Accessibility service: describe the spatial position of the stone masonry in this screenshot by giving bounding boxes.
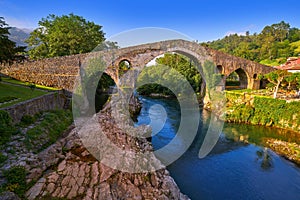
[1,40,274,92]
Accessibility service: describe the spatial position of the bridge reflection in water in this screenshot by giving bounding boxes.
[135,96,300,200]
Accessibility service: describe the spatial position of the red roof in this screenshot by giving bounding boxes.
[275,57,300,70]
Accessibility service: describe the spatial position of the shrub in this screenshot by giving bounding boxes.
[3,166,27,198]
[0,110,17,145]
[0,152,7,166]
[20,115,36,126]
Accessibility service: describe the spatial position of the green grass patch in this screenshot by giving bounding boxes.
[25,110,73,152]
[1,77,59,91]
[0,82,47,108]
[0,96,18,103]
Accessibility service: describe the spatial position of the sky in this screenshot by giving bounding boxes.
[1,0,300,42]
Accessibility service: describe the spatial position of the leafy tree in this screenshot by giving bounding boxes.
[136,53,203,98]
[203,21,300,66]
[0,17,25,64]
[263,70,289,98]
[284,73,298,90]
[26,14,105,59]
[155,53,202,93]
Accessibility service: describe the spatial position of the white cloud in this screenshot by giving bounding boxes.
[2,15,36,29]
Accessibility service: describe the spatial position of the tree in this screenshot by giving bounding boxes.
[156,53,202,93]
[203,21,300,66]
[264,70,289,99]
[26,14,105,59]
[0,17,25,64]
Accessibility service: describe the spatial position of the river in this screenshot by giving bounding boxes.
[135,96,300,200]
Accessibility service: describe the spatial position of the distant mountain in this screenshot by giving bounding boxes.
[8,27,31,47]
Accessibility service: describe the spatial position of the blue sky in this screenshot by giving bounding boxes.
[0,0,300,42]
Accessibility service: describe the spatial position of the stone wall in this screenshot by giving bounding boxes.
[1,91,67,123]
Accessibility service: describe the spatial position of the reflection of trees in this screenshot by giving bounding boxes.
[256,147,273,170]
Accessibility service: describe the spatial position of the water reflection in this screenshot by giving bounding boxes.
[135,96,300,200]
[256,148,273,171]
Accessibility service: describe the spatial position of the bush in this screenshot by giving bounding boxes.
[3,166,27,198]
[19,114,36,127]
[0,152,7,166]
[226,92,300,132]
[0,110,17,145]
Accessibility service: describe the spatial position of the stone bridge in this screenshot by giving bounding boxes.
[1,39,274,91]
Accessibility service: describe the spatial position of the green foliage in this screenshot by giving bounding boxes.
[1,77,59,91]
[0,82,47,108]
[3,166,27,198]
[0,110,17,145]
[137,64,194,98]
[0,152,7,166]
[226,92,300,132]
[227,104,254,123]
[263,70,290,98]
[204,21,300,65]
[137,53,202,98]
[137,83,174,96]
[19,114,37,126]
[26,13,105,59]
[155,53,202,93]
[0,17,25,64]
[25,110,73,152]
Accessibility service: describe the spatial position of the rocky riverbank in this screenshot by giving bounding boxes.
[0,103,189,199]
[265,139,300,166]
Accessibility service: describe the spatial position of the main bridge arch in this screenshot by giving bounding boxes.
[93,40,213,86]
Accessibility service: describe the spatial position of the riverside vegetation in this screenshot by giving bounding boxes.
[225,90,300,165]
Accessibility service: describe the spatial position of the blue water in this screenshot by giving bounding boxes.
[135,96,300,200]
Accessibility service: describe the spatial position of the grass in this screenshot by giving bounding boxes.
[1,77,59,91]
[25,109,73,152]
[0,82,48,108]
[0,110,19,146]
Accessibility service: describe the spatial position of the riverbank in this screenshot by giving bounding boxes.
[1,102,189,199]
[225,91,300,165]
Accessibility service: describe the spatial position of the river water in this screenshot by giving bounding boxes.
[135,96,300,200]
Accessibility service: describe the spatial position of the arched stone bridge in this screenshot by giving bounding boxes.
[1,39,274,91]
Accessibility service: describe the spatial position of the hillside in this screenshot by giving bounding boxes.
[8,27,31,47]
[203,21,300,66]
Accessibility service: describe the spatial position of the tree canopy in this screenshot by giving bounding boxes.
[137,53,202,97]
[203,21,300,66]
[26,14,105,59]
[0,17,25,64]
